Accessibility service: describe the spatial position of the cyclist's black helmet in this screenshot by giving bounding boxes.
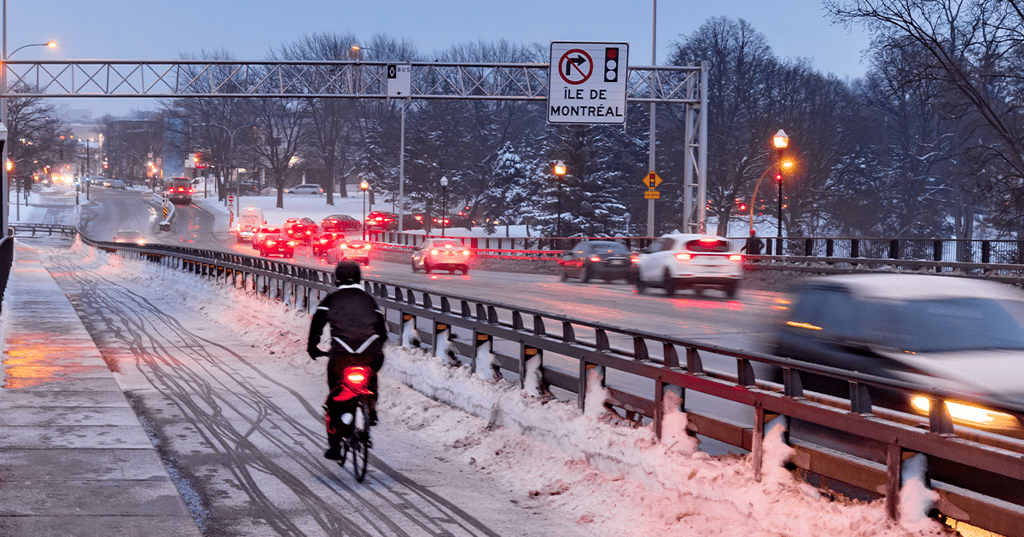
[334,260,361,286]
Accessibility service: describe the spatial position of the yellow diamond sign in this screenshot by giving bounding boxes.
[642,171,662,189]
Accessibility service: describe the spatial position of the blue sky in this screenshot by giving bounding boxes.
[10,0,871,117]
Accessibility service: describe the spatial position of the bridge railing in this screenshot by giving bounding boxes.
[74,232,1024,536]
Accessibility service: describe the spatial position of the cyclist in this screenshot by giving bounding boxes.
[308,260,387,461]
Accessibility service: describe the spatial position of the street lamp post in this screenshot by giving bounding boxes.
[0,10,57,230]
[360,180,369,240]
[552,161,567,248]
[773,129,789,254]
[440,176,448,237]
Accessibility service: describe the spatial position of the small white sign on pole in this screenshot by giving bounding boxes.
[387,64,412,97]
[547,42,629,125]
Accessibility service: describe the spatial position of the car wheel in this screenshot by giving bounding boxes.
[582,265,593,283]
[560,267,569,282]
[461,266,469,275]
[725,282,739,299]
[663,268,677,297]
[424,262,432,274]
[411,259,418,272]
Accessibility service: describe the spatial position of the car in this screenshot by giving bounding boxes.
[234,207,266,243]
[259,233,297,259]
[104,179,126,189]
[283,217,319,243]
[633,233,743,298]
[252,225,283,250]
[312,232,345,257]
[365,211,397,232]
[558,240,632,283]
[768,274,1024,436]
[283,183,324,195]
[411,238,471,274]
[320,214,361,233]
[328,239,372,265]
[113,230,146,245]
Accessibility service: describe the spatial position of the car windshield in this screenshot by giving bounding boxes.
[868,298,1024,353]
[429,240,463,249]
[590,242,629,254]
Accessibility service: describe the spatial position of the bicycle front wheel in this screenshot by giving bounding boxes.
[351,400,370,482]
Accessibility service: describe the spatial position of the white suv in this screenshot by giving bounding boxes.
[633,233,743,298]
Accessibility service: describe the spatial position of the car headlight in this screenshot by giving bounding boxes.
[910,396,1020,430]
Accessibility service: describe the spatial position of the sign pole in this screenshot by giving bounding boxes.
[648,0,657,238]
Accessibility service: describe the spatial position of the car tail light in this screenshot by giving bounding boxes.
[266,239,276,246]
[589,256,601,263]
[430,249,440,255]
[699,237,717,244]
[729,254,743,262]
[462,249,470,256]
[676,253,692,261]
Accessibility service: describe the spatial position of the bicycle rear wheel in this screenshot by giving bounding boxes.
[351,400,370,482]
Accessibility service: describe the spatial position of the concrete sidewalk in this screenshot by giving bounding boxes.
[0,242,201,536]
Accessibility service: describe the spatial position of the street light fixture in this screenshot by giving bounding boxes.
[360,179,369,240]
[440,176,448,237]
[552,161,567,248]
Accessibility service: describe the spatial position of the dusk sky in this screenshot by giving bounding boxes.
[8,0,872,118]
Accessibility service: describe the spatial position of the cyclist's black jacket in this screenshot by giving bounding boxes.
[308,284,387,369]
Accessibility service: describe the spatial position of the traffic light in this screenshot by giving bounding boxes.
[775,173,782,183]
[604,47,619,83]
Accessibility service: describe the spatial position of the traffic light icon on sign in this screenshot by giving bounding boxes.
[604,47,619,83]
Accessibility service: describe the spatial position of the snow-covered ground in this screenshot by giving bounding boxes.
[3,229,963,536]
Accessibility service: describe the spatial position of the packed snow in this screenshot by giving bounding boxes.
[5,184,963,536]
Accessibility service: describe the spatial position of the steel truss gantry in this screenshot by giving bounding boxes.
[2,59,707,231]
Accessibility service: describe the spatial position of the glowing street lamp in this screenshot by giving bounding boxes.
[360,179,369,240]
[440,176,448,237]
[553,160,566,245]
[773,130,789,244]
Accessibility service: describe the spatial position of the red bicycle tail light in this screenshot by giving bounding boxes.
[345,366,371,388]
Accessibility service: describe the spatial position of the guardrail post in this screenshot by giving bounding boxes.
[752,407,785,482]
[522,345,544,396]
[826,239,834,257]
[433,321,457,366]
[655,384,684,440]
[804,238,813,256]
[579,361,605,412]
[885,446,924,522]
[473,331,499,379]
[933,240,943,272]
[851,239,859,258]
[982,241,991,264]
[889,239,899,259]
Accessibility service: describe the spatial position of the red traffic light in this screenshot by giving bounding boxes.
[774,173,782,183]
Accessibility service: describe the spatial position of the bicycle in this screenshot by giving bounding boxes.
[325,365,375,482]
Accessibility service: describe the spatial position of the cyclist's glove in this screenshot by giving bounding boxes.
[308,347,327,361]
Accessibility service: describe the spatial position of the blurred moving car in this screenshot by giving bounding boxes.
[166,176,193,205]
[235,207,266,243]
[328,239,372,265]
[103,179,126,189]
[259,234,297,259]
[252,225,282,251]
[365,211,397,232]
[320,214,361,233]
[559,240,632,283]
[633,234,743,298]
[283,217,319,243]
[769,274,1024,436]
[283,183,324,195]
[411,238,471,274]
[113,230,146,245]
[312,232,345,258]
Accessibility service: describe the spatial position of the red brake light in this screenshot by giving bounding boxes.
[589,255,601,263]
[699,237,717,244]
[344,366,371,388]
[729,254,743,262]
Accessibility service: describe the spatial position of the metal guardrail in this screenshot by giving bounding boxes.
[73,232,1024,536]
[9,224,79,238]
